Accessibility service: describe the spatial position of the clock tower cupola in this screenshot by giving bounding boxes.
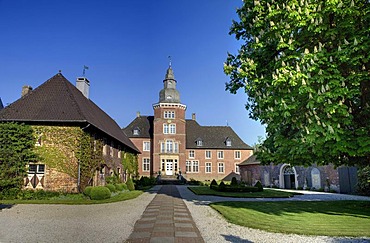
[159,65,180,103]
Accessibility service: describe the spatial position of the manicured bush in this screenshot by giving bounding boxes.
[126,178,135,191]
[231,177,238,187]
[219,181,226,190]
[115,183,125,191]
[210,179,218,190]
[105,184,117,193]
[90,186,111,200]
[122,183,128,191]
[83,186,93,197]
[254,181,263,192]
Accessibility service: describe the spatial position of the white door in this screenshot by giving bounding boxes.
[166,159,173,175]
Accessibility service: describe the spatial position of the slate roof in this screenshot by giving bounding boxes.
[123,116,154,138]
[123,116,252,150]
[186,120,252,150]
[238,155,260,166]
[0,73,139,153]
[222,172,241,181]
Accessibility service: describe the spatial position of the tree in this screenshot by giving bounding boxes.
[121,150,138,181]
[0,123,37,191]
[225,0,369,167]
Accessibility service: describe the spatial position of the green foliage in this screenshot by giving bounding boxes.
[254,181,263,192]
[105,174,119,185]
[0,189,60,200]
[187,178,204,186]
[231,177,238,187]
[83,186,93,197]
[357,166,370,196]
[105,184,117,193]
[210,179,218,190]
[219,181,226,190]
[126,178,135,191]
[121,151,139,179]
[115,183,125,191]
[136,176,156,187]
[225,1,370,167]
[90,186,111,200]
[0,123,37,191]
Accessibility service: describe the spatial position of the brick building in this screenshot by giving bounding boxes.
[123,66,253,181]
[0,73,139,192]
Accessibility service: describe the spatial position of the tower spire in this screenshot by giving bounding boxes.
[168,55,172,68]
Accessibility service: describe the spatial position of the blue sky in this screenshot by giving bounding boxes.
[0,0,265,146]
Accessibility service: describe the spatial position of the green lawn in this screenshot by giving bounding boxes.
[210,201,370,237]
[0,190,143,205]
[188,186,300,198]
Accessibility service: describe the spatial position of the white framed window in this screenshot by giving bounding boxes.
[226,138,232,147]
[169,124,176,134]
[205,150,211,159]
[28,164,45,174]
[118,145,121,158]
[205,162,212,173]
[174,142,179,153]
[235,163,240,174]
[143,141,150,151]
[192,161,199,173]
[196,140,203,146]
[163,124,169,134]
[143,158,150,172]
[164,111,175,119]
[103,138,108,155]
[218,162,225,173]
[235,150,241,159]
[166,140,173,153]
[217,150,224,159]
[161,142,165,153]
[133,128,140,135]
[186,161,192,172]
[189,150,195,158]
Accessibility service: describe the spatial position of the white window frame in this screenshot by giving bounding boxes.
[133,129,140,135]
[174,142,179,153]
[226,139,232,147]
[143,158,150,172]
[186,161,192,172]
[28,164,45,174]
[163,124,169,134]
[205,162,212,173]
[235,163,240,174]
[197,140,203,146]
[143,141,150,151]
[217,150,224,159]
[192,161,199,173]
[166,140,173,153]
[218,162,225,173]
[164,111,175,119]
[205,150,211,159]
[189,150,195,158]
[235,150,241,159]
[118,145,121,158]
[169,124,176,134]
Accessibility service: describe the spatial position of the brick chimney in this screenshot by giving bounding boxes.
[192,113,196,121]
[21,85,33,97]
[76,77,90,98]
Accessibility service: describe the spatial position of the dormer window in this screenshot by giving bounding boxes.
[226,138,232,147]
[133,127,140,135]
[196,138,203,147]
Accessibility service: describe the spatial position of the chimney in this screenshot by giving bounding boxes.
[21,85,33,97]
[76,77,90,98]
[136,111,141,117]
[192,113,196,121]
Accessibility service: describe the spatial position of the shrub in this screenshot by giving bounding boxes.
[83,186,93,197]
[254,181,263,192]
[90,186,111,200]
[219,181,226,190]
[105,175,119,185]
[122,183,128,191]
[2,188,21,200]
[115,183,125,191]
[210,179,218,190]
[126,178,135,191]
[105,184,117,193]
[231,177,238,187]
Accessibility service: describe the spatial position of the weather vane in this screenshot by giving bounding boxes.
[168,56,172,67]
[82,65,89,77]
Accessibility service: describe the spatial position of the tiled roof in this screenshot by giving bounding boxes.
[238,155,260,166]
[222,172,241,181]
[123,116,154,138]
[0,73,139,153]
[186,119,253,150]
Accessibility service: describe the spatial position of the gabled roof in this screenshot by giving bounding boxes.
[123,116,154,138]
[238,155,260,166]
[0,73,139,153]
[186,119,252,150]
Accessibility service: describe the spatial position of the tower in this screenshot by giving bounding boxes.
[152,65,186,177]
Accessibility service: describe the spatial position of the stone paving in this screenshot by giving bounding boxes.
[126,185,204,243]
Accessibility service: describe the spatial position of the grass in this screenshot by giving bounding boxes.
[210,200,370,237]
[0,190,143,205]
[188,186,300,198]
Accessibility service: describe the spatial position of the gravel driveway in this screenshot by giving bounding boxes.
[0,186,369,243]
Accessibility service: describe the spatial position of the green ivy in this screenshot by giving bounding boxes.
[0,122,37,191]
[121,150,138,180]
